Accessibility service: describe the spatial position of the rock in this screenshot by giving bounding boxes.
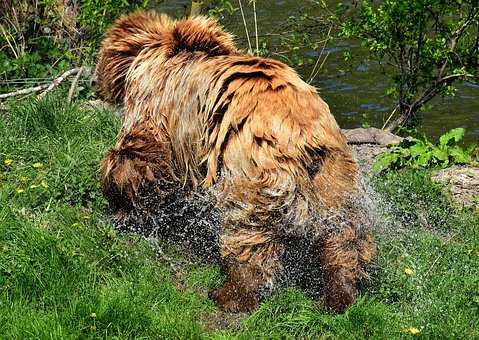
[343,128,403,174]
[347,131,478,211]
[351,144,387,174]
[343,127,404,146]
[432,166,479,209]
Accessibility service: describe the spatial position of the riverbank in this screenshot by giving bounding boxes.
[0,97,478,338]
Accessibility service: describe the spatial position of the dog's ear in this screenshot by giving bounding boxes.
[169,16,238,57]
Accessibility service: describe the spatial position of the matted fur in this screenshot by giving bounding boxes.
[98,11,374,313]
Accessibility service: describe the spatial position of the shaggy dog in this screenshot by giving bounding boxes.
[97,11,374,313]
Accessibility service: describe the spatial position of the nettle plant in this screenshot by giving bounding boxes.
[373,128,478,172]
[340,0,479,132]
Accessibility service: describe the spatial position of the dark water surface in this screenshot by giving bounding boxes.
[153,0,478,144]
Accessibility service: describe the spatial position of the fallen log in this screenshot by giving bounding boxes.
[38,67,92,99]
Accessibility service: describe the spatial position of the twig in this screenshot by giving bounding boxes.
[0,84,49,99]
[381,105,399,130]
[238,0,252,53]
[252,0,259,55]
[67,66,84,103]
[38,67,84,99]
[1,67,93,101]
[311,52,330,82]
[308,26,333,84]
[0,23,19,59]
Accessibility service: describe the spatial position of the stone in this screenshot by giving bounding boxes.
[432,166,479,209]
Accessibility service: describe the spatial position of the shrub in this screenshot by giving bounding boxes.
[340,0,479,131]
[373,128,478,172]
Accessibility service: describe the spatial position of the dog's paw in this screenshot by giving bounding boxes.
[209,284,259,313]
[323,277,358,313]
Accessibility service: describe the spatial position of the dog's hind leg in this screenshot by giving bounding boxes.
[209,227,284,312]
[207,170,291,312]
[309,148,375,312]
[319,226,374,312]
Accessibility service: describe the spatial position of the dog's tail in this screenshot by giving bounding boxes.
[96,11,237,105]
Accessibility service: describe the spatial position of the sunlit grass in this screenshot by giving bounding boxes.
[0,96,477,338]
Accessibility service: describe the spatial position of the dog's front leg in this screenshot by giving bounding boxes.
[209,228,283,313]
[101,119,174,214]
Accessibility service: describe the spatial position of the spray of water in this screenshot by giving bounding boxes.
[110,145,397,299]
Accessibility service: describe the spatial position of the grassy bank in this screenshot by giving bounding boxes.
[1,97,477,338]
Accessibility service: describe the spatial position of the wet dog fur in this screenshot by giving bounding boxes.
[97,11,375,313]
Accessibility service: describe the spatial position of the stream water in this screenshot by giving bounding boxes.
[153,0,478,144]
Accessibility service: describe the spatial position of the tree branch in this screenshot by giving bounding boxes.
[0,84,49,99]
[38,67,86,99]
[438,7,479,79]
[67,66,84,103]
[1,67,93,101]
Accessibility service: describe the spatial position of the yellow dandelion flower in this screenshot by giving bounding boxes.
[32,162,43,169]
[404,327,420,335]
[404,268,414,276]
[41,180,49,188]
[4,159,13,166]
[16,188,25,193]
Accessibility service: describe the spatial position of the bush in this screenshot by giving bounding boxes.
[340,0,479,131]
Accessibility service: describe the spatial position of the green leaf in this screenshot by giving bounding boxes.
[432,148,448,162]
[448,146,471,164]
[439,128,465,147]
[373,152,400,172]
[416,151,433,167]
[409,141,428,158]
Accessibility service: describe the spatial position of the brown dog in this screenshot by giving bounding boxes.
[97,11,374,313]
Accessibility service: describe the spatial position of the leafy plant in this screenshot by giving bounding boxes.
[203,0,237,18]
[373,128,477,172]
[340,0,479,131]
[77,0,150,59]
[0,0,150,94]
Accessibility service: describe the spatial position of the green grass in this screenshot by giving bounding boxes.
[1,96,478,338]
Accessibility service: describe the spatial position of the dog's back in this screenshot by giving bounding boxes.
[98,11,356,209]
